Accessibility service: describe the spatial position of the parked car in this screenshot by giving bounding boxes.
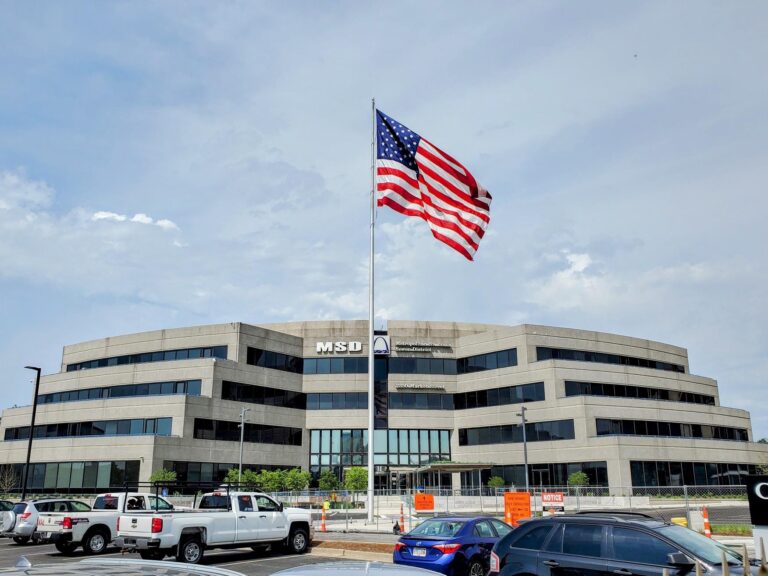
[115,489,313,564]
[0,501,13,512]
[393,516,513,576]
[273,561,438,575]
[0,556,248,575]
[0,499,92,545]
[36,492,174,555]
[489,511,756,576]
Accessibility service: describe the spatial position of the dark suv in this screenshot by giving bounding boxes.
[490,512,752,576]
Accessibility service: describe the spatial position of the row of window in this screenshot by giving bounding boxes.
[221,380,306,409]
[307,382,546,411]
[462,461,609,488]
[458,420,575,446]
[2,460,140,493]
[309,428,451,467]
[38,380,202,405]
[537,347,685,373]
[193,418,302,446]
[630,460,758,487]
[164,460,286,485]
[564,381,714,405]
[595,419,749,441]
[4,418,172,441]
[66,346,228,372]
[247,347,303,374]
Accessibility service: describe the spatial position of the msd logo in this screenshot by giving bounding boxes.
[316,341,363,354]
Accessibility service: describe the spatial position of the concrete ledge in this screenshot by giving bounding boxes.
[310,548,393,563]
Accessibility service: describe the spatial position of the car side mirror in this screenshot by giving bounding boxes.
[667,552,694,567]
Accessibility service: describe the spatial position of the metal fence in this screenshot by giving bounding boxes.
[0,484,752,533]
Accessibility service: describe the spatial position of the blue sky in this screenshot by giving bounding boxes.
[1,1,767,437]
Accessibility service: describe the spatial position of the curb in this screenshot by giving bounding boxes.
[310,548,393,563]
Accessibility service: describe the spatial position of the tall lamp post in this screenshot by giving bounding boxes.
[516,405,529,493]
[21,366,42,501]
[238,407,251,484]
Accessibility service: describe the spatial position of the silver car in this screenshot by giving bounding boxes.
[1,557,247,575]
[272,562,439,575]
[0,499,91,544]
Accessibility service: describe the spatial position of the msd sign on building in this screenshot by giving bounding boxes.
[0,320,766,493]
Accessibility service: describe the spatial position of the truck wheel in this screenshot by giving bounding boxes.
[83,528,109,555]
[55,542,77,555]
[177,537,204,564]
[287,527,309,554]
[12,536,30,545]
[139,550,165,560]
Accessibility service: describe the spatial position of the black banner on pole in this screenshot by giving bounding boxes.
[746,475,768,526]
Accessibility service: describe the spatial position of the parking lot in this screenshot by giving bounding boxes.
[0,539,344,576]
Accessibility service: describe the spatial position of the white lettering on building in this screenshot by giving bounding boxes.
[316,341,363,354]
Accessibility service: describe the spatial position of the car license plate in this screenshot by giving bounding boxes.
[413,547,427,557]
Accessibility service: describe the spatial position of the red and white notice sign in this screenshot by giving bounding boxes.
[541,492,565,511]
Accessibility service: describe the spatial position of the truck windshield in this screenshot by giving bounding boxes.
[199,495,229,509]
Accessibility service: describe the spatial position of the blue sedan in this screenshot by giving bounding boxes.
[393,516,514,576]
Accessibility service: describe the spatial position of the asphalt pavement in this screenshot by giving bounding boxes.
[0,538,345,576]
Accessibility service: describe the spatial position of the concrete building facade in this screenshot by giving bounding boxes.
[0,320,765,493]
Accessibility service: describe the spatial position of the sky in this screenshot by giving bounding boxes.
[1,1,767,437]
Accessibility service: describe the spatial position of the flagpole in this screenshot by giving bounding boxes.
[367,98,376,523]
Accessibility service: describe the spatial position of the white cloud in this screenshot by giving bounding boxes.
[0,169,53,211]
[131,213,154,225]
[92,211,127,222]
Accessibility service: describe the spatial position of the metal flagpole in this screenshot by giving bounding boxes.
[367,98,376,523]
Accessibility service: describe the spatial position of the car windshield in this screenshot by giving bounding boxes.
[656,525,743,565]
[0,501,12,511]
[408,519,465,538]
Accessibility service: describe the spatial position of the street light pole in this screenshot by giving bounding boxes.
[516,405,529,493]
[238,407,251,484]
[21,366,42,501]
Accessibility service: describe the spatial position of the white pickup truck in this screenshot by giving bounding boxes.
[36,492,176,555]
[115,490,313,564]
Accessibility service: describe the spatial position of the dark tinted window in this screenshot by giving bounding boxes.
[537,347,684,373]
[611,527,678,565]
[510,525,554,550]
[562,524,603,557]
[199,495,230,509]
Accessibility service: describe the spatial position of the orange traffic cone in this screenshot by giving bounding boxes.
[321,505,327,533]
[400,503,405,529]
[702,506,712,538]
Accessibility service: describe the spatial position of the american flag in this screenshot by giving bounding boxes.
[375,110,492,261]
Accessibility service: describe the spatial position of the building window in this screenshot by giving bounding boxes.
[458,420,575,446]
[309,428,451,478]
[2,460,140,494]
[246,347,303,374]
[537,347,684,373]
[38,380,203,405]
[595,419,748,441]
[630,460,756,488]
[222,381,306,409]
[565,381,714,405]
[4,418,172,441]
[192,418,302,446]
[66,347,227,371]
[387,382,545,411]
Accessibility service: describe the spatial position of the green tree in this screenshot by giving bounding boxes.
[318,470,340,491]
[487,476,505,489]
[224,468,261,490]
[257,469,287,492]
[285,468,311,491]
[149,468,177,483]
[344,467,368,492]
[567,471,590,486]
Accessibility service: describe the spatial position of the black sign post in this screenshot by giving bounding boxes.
[746,475,768,556]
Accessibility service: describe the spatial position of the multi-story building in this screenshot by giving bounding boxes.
[0,321,765,493]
